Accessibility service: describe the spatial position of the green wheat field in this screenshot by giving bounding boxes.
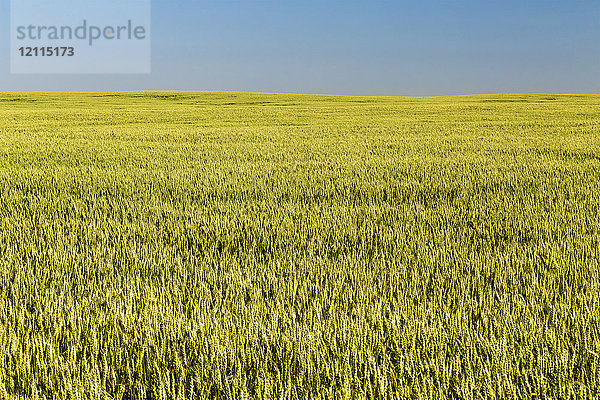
[0,92,599,399]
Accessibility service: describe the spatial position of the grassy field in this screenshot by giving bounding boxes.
[0,92,599,399]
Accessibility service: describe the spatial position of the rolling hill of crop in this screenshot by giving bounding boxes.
[0,92,599,399]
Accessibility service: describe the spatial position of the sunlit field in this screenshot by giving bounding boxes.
[0,92,599,399]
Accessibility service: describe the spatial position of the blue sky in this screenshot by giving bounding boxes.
[1,0,598,95]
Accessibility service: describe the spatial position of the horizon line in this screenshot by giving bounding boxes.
[1,90,599,98]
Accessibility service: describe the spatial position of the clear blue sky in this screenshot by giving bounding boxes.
[1,0,598,95]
